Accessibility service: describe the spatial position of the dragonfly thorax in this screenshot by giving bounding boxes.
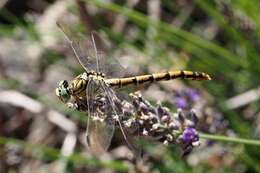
[55,71,106,103]
[66,72,106,98]
[81,71,106,81]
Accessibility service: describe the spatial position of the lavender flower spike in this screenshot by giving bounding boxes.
[74,91,201,156]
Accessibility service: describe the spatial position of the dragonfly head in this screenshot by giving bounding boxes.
[55,80,71,103]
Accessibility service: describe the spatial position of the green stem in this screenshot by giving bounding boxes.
[199,133,260,146]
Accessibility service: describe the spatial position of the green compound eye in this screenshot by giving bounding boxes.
[56,80,71,103]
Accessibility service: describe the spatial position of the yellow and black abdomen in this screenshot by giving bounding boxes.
[105,70,211,87]
[70,78,88,97]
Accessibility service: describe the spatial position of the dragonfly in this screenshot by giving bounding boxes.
[55,23,211,155]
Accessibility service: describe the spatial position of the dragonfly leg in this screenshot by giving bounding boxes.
[66,102,79,110]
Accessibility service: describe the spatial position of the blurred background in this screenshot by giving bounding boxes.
[0,0,260,172]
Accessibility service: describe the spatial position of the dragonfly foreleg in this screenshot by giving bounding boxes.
[66,101,79,110]
[65,96,89,111]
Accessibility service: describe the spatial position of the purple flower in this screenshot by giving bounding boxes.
[187,89,200,102]
[175,97,188,109]
[181,127,198,143]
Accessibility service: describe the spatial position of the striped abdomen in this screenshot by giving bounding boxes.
[105,70,211,88]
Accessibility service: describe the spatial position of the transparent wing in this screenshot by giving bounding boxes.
[86,120,115,155]
[100,81,145,157]
[57,21,94,72]
[85,79,115,155]
[57,20,126,77]
[90,31,126,78]
[99,80,139,152]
